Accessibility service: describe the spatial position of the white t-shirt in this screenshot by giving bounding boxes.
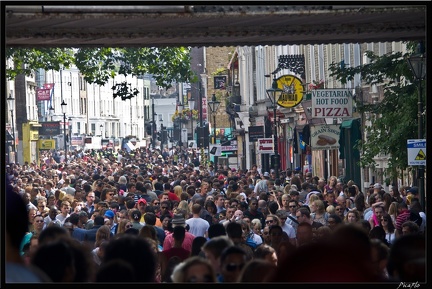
[281,222,296,238]
[55,213,70,226]
[185,217,210,237]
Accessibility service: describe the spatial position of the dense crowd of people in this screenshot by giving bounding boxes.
[5,146,426,283]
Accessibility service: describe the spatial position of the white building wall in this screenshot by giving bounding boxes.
[44,67,149,142]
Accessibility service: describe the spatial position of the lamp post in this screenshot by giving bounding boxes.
[61,100,67,163]
[188,95,196,144]
[49,105,55,121]
[100,124,103,137]
[406,42,426,210]
[159,115,164,148]
[266,76,283,180]
[151,96,156,148]
[198,80,203,148]
[208,93,221,166]
[7,93,17,164]
[208,93,221,144]
[177,103,184,146]
[68,117,73,148]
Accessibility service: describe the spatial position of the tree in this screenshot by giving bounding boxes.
[328,41,424,181]
[6,47,197,100]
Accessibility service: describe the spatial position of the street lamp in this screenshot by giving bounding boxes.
[188,95,196,143]
[406,42,426,210]
[61,100,67,163]
[100,124,104,137]
[49,105,55,121]
[266,76,283,180]
[177,102,184,145]
[208,93,221,144]
[7,93,17,164]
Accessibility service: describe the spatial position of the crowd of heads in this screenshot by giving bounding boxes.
[5,147,426,283]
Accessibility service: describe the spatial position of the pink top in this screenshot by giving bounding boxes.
[162,230,195,252]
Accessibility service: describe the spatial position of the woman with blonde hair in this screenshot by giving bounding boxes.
[306,193,319,208]
[175,200,191,218]
[283,184,292,195]
[324,176,338,195]
[251,218,263,237]
[173,185,183,200]
[326,205,335,215]
[387,201,399,224]
[310,199,328,226]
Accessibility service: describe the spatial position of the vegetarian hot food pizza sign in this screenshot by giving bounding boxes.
[310,124,340,151]
[311,89,353,118]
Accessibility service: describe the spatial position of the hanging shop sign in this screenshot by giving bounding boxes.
[257,138,274,154]
[276,75,304,108]
[311,89,353,118]
[214,75,227,89]
[310,124,340,151]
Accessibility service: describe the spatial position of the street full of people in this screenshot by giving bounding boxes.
[5,146,426,283]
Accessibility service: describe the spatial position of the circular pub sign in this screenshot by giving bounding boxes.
[276,75,304,108]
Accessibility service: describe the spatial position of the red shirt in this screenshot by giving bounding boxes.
[395,209,410,232]
[167,191,180,202]
[163,231,195,252]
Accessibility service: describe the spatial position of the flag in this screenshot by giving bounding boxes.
[44,83,55,106]
[44,83,55,90]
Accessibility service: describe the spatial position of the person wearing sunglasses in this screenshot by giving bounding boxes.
[31,215,46,237]
[218,245,248,282]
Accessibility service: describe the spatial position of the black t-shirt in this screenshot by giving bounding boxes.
[244,210,266,228]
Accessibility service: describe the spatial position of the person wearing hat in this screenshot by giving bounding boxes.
[373,183,382,194]
[104,209,117,235]
[136,198,148,223]
[406,186,419,198]
[162,214,195,252]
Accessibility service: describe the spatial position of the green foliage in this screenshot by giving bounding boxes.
[5,48,74,79]
[211,67,228,76]
[6,46,195,101]
[328,41,424,179]
[74,48,117,85]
